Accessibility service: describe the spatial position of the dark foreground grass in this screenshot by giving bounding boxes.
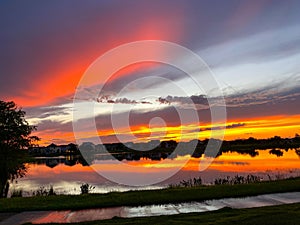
[25,203,300,225]
[1,177,300,213]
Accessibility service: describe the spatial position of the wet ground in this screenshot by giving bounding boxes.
[1,192,300,225]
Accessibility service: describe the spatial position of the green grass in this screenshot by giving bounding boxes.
[1,177,300,213]
[24,203,300,225]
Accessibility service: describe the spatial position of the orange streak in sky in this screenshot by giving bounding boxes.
[11,12,184,108]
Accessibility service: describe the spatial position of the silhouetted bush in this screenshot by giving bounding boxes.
[32,185,56,196]
[10,189,23,198]
[214,175,261,185]
[80,183,95,194]
[170,177,203,188]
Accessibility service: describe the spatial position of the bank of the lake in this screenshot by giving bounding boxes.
[1,177,300,213]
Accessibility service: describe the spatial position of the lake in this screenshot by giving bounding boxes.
[8,149,300,197]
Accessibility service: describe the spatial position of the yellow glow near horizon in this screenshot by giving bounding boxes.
[34,114,300,145]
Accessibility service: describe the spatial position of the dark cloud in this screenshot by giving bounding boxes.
[200,123,246,132]
[226,123,246,129]
[102,97,138,104]
[93,106,182,131]
[157,95,208,106]
[140,101,152,104]
[156,83,300,110]
[225,83,300,108]
[35,120,72,133]
[96,95,151,104]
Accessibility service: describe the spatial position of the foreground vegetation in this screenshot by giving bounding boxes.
[1,177,300,212]
[24,203,300,225]
[0,100,39,198]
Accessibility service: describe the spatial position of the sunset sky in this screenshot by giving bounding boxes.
[1,0,300,145]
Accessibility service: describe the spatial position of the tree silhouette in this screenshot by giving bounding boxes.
[0,100,39,197]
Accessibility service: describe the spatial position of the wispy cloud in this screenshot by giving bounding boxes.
[156,80,300,109]
[200,123,246,132]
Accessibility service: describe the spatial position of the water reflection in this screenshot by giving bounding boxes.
[0,152,27,198]
[269,149,284,157]
[33,147,300,169]
[34,156,89,169]
[8,148,300,197]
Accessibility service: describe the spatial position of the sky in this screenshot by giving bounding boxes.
[1,0,300,145]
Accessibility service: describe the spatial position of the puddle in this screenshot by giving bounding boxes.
[1,192,300,225]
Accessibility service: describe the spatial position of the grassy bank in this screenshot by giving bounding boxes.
[25,203,300,225]
[1,177,300,212]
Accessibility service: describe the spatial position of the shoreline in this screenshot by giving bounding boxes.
[1,177,300,213]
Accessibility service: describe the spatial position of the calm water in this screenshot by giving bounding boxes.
[9,149,300,197]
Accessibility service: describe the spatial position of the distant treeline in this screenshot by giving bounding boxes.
[29,134,300,158]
